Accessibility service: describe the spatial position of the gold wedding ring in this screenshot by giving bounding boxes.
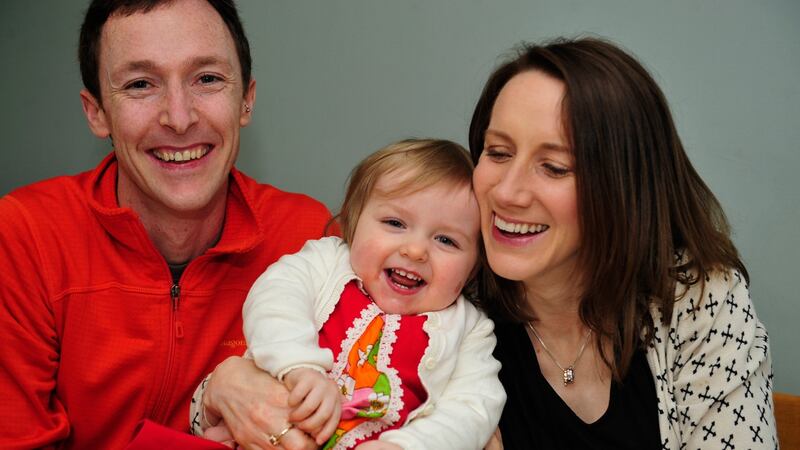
[266,424,294,447]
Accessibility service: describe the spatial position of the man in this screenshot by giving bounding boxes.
[0,0,330,448]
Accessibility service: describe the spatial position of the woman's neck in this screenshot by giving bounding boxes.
[524,280,588,342]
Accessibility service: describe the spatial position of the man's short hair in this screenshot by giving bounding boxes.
[78,0,252,102]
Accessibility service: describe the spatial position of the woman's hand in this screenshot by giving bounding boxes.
[484,427,504,450]
[202,356,316,450]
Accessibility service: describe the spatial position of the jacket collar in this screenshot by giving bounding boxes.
[85,152,265,256]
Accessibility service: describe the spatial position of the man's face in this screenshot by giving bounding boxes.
[81,0,255,214]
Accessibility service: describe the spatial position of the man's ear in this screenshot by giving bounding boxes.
[240,78,256,127]
[80,89,111,138]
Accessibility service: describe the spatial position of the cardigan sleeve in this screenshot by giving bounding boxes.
[242,236,348,380]
[378,308,506,450]
[653,269,777,449]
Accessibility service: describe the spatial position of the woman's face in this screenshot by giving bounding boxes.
[473,70,582,294]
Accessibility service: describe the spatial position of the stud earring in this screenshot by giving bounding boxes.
[244,103,251,113]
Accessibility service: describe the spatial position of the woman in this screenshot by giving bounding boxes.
[470,37,776,449]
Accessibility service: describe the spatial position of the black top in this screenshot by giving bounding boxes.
[494,322,661,450]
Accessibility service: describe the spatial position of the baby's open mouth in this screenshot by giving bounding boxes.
[386,268,426,290]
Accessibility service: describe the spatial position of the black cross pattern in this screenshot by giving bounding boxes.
[704,292,719,317]
[708,356,722,377]
[702,421,717,440]
[733,404,745,426]
[697,386,730,413]
[724,292,738,315]
[735,332,748,351]
[721,323,734,347]
[750,425,763,443]
[690,353,707,374]
[757,404,767,424]
[680,383,694,401]
[720,433,735,450]
[742,304,753,323]
[686,297,699,321]
[679,407,692,425]
[743,380,753,398]
[668,407,679,424]
[724,359,739,383]
[673,353,687,371]
[704,326,719,344]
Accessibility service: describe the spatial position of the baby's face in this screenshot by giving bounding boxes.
[350,178,480,315]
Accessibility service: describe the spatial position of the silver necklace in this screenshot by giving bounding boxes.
[527,322,592,386]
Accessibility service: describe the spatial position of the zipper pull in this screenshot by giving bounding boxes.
[171,284,184,339]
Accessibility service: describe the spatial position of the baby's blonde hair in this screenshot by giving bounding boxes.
[337,139,474,245]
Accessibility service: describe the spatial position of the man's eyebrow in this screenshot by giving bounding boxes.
[115,56,233,74]
[188,56,234,71]
[118,60,156,73]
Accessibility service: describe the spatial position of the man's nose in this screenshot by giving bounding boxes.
[159,85,199,134]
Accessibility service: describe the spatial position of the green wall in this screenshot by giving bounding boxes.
[2,1,798,393]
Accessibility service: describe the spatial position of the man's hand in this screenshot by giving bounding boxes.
[202,356,316,450]
[283,368,342,445]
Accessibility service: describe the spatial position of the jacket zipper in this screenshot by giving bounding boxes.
[172,284,184,338]
[149,283,183,421]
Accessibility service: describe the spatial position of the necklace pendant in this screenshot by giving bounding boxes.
[563,366,575,385]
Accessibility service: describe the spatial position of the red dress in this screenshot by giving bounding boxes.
[318,281,430,449]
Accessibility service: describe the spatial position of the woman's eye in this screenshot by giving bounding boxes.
[435,235,459,248]
[382,219,404,228]
[543,163,571,178]
[483,148,511,162]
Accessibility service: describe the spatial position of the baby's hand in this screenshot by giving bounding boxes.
[355,440,403,450]
[284,367,342,445]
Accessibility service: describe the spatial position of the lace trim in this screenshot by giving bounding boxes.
[330,302,404,449]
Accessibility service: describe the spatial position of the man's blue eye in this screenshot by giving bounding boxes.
[199,74,219,84]
[128,80,150,89]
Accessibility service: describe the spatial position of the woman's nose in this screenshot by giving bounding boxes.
[492,161,535,207]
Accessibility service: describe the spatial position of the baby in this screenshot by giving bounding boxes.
[194,139,505,449]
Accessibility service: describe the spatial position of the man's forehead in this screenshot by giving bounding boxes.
[99,0,237,68]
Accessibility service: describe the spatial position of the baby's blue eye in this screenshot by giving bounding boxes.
[382,219,404,228]
[435,235,459,248]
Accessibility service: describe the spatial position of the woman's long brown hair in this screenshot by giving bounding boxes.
[469,37,747,380]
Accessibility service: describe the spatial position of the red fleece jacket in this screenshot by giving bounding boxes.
[0,154,333,449]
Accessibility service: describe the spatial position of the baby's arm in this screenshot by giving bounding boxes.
[243,238,349,379]
[240,238,351,442]
[379,306,507,450]
[284,367,342,445]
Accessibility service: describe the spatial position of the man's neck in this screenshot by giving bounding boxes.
[117,174,227,265]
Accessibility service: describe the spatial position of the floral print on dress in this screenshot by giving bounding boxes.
[324,303,403,449]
